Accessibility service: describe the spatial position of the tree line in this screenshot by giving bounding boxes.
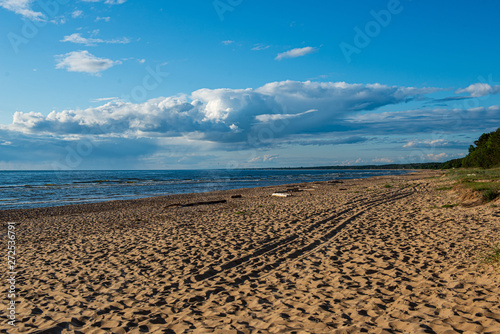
[443,127,500,169]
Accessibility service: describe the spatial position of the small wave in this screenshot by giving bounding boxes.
[0,198,19,202]
[73,179,124,184]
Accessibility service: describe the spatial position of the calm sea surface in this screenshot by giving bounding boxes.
[0,169,410,210]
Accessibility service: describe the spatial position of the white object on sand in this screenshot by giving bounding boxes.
[272,192,291,197]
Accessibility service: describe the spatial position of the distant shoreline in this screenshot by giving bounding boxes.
[0,162,445,172]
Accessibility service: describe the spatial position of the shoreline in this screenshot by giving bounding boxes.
[0,169,413,213]
[2,169,500,333]
[0,170,417,221]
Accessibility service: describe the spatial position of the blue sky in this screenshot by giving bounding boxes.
[0,0,499,169]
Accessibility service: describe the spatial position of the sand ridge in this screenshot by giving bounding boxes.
[1,170,500,333]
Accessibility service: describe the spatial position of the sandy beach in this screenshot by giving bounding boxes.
[1,170,500,333]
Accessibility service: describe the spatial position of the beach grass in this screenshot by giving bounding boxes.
[446,167,500,180]
[446,168,500,203]
[482,244,500,265]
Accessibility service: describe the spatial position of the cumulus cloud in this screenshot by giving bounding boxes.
[0,0,44,20]
[221,40,234,45]
[55,50,121,75]
[3,81,437,147]
[455,83,500,97]
[275,46,318,60]
[3,80,498,168]
[61,33,130,46]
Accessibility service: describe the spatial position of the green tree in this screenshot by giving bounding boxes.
[462,128,500,168]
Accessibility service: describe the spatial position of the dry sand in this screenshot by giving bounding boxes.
[1,170,500,333]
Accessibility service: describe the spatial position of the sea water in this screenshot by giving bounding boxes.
[0,169,410,210]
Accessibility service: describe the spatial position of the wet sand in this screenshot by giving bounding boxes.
[1,170,500,333]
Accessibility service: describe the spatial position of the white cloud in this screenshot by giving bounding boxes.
[4,81,436,146]
[61,33,130,46]
[249,155,279,163]
[0,0,44,20]
[3,80,498,168]
[337,158,366,166]
[138,59,146,64]
[55,51,121,75]
[252,44,270,51]
[91,97,120,103]
[50,16,66,24]
[95,16,110,22]
[401,138,470,151]
[221,40,234,45]
[275,46,318,60]
[72,10,83,18]
[455,83,500,97]
[425,153,449,161]
[372,158,394,163]
[229,124,240,132]
[255,109,316,122]
[81,0,127,4]
[403,139,448,148]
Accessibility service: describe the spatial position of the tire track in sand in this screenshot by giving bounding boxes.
[172,186,418,310]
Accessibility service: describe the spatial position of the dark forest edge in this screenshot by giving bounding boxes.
[442,127,500,169]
